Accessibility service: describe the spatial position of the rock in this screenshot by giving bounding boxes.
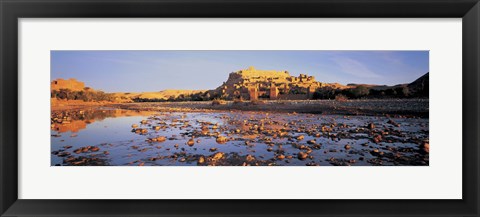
[198,156,205,164]
[297,152,308,160]
[216,136,228,144]
[344,144,351,150]
[420,141,429,153]
[373,135,382,143]
[156,136,166,142]
[90,146,100,152]
[186,139,195,146]
[131,124,138,128]
[153,126,161,131]
[367,123,375,129]
[307,140,316,144]
[57,151,70,157]
[246,155,255,162]
[277,155,285,160]
[64,157,76,163]
[212,152,225,160]
[296,135,304,140]
[209,148,217,152]
[387,119,400,127]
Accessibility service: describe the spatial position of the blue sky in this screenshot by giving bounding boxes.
[51,50,428,92]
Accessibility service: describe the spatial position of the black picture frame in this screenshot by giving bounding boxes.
[1,0,479,216]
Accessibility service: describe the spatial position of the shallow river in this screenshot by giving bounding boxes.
[51,108,429,166]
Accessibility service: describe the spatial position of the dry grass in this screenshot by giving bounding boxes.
[233,98,244,104]
[249,99,266,105]
[335,94,348,102]
[212,99,227,105]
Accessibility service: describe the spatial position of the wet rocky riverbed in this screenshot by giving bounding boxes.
[51,107,429,166]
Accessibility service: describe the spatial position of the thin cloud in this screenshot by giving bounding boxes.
[331,56,381,78]
[93,57,143,66]
[378,51,404,65]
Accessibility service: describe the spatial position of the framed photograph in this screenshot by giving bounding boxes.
[1,0,479,216]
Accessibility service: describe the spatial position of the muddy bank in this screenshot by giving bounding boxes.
[51,99,115,111]
[111,99,428,117]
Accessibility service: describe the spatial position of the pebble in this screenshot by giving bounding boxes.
[156,136,166,142]
[246,155,255,162]
[421,141,429,153]
[212,152,225,160]
[198,156,205,164]
[367,123,375,129]
[186,139,195,146]
[297,152,308,160]
[216,136,228,144]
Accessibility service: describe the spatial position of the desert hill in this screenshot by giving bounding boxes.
[408,72,429,95]
[113,90,207,101]
[346,72,429,94]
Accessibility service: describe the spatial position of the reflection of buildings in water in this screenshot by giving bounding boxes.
[51,109,159,133]
[53,119,90,133]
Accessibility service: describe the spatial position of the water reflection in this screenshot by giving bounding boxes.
[51,109,158,133]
